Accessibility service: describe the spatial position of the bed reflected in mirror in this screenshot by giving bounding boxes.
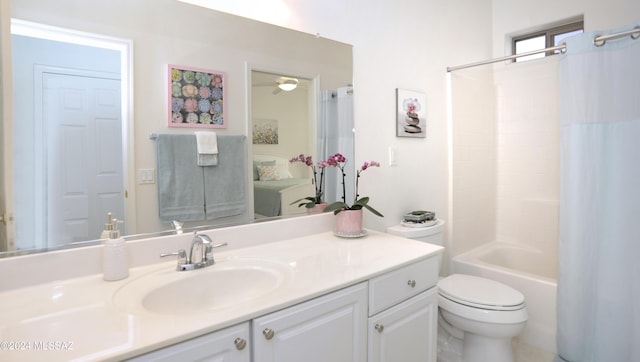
[250,70,354,219]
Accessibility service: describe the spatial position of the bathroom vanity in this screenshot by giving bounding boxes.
[0,214,442,361]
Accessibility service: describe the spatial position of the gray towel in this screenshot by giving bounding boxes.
[156,134,205,222]
[203,135,247,219]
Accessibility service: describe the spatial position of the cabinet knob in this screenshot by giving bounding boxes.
[407,279,416,288]
[374,324,384,333]
[234,338,247,350]
[263,328,275,340]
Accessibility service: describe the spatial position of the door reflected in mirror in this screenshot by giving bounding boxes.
[7,20,131,252]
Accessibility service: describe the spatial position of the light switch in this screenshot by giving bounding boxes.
[139,168,155,184]
[389,146,399,166]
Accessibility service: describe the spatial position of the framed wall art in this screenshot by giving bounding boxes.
[168,64,227,128]
[252,119,279,144]
[396,88,426,138]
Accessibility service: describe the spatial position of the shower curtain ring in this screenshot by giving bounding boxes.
[631,26,640,40]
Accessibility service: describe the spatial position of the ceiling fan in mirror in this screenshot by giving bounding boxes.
[254,76,299,95]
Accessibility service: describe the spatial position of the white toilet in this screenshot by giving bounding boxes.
[387,220,528,362]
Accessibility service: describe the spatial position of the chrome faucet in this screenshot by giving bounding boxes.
[169,220,184,234]
[160,232,227,271]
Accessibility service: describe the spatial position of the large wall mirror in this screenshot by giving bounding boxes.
[0,0,353,257]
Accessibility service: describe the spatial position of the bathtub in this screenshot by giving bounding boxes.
[452,241,557,355]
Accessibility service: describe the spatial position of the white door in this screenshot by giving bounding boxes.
[253,282,368,362]
[368,288,438,362]
[42,72,123,246]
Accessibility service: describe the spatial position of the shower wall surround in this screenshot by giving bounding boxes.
[494,58,560,265]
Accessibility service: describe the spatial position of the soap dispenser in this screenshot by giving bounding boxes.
[102,214,129,281]
[100,212,115,239]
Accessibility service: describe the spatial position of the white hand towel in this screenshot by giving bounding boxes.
[195,131,218,166]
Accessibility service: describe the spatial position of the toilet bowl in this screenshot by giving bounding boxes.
[437,274,528,362]
[386,220,528,362]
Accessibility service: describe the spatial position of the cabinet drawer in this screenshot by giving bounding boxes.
[368,257,439,315]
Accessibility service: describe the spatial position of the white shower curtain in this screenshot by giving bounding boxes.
[557,24,640,361]
[318,87,354,204]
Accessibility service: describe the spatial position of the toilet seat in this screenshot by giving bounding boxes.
[438,274,525,311]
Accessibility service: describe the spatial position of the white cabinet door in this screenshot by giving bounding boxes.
[368,288,438,362]
[127,322,250,362]
[253,282,368,362]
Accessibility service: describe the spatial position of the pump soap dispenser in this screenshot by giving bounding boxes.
[102,213,129,281]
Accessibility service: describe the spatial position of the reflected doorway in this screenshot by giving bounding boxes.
[4,20,133,251]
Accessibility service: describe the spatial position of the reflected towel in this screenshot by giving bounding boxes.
[195,131,218,166]
[203,135,247,219]
[156,134,205,222]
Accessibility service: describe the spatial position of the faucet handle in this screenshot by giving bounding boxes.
[204,242,228,265]
[160,249,188,268]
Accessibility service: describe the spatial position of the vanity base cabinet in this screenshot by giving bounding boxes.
[367,288,438,362]
[252,282,368,362]
[127,322,250,362]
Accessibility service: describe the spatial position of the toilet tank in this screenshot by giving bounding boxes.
[386,219,445,246]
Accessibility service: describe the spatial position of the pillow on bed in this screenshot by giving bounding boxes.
[276,163,293,179]
[253,160,276,180]
[257,165,279,181]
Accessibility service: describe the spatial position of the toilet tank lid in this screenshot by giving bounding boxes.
[386,219,445,238]
[438,274,525,309]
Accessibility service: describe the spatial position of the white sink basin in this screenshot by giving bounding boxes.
[113,258,293,315]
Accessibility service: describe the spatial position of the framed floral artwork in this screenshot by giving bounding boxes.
[252,119,279,144]
[396,88,426,138]
[168,64,226,128]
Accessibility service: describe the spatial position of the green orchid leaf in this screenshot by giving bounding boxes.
[290,196,316,207]
[323,201,349,214]
[363,204,384,217]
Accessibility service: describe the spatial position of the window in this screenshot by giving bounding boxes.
[512,21,584,62]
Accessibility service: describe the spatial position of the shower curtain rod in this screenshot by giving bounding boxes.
[447,25,640,72]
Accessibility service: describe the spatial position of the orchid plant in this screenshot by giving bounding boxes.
[323,153,384,217]
[289,154,328,209]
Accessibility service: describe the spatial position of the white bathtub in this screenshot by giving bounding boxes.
[452,242,557,354]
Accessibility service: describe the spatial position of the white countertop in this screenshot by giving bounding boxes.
[0,230,442,361]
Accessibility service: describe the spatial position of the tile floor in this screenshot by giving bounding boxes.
[512,338,556,362]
